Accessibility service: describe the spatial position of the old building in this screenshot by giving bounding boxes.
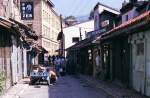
[66,3,120,76]
[93,2,120,31]
[64,20,94,57]
[94,0,150,96]
[89,3,120,78]
[20,0,61,58]
[0,0,38,92]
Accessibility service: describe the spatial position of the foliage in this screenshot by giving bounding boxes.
[0,72,5,94]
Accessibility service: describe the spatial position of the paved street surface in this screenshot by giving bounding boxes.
[2,75,147,98]
[49,76,107,98]
[1,76,108,98]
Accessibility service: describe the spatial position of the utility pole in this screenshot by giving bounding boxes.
[79,27,82,41]
[59,14,65,57]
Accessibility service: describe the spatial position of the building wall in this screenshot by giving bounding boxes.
[122,7,138,23]
[21,0,42,44]
[130,30,150,97]
[41,0,60,55]
[0,30,12,90]
[0,0,24,88]
[64,20,94,57]
[94,4,120,30]
[21,0,60,55]
[145,30,150,96]
[0,0,21,21]
[0,0,6,16]
[94,10,100,30]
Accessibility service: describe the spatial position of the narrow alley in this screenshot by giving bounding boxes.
[0,0,150,98]
[3,76,108,98]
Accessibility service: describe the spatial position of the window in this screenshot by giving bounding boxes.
[137,43,144,55]
[72,37,79,43]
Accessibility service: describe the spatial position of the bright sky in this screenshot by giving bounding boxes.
[51,0,123,17]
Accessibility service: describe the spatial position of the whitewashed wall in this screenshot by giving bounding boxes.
[23,49,27,77]
[63,20,94,57]
[11,35,18,84]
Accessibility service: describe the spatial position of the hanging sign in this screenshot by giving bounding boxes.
[21,2,34,20]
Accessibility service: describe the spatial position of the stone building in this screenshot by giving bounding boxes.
[0,0,38,91]
[20,0,61,56]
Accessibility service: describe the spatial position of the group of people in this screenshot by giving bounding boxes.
[54,56,66,76]
[48,55,66,84]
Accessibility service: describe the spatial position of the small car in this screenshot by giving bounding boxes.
[29,65,50,85]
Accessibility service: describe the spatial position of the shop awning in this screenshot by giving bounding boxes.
[9,18,38,40]
[0,16,14,28]
[66,38,95,51]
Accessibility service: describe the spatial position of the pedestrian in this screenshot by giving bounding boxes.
[49,70,57,84]
[54,56,60,76]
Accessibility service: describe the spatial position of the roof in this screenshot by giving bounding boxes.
[66,37,96,51]
[94,2,119,13]
[120,1,149,14]
[63,19,94,29]
[47,0,55,7]
[100,10,150,40]
[10,18,38,40]
[0,16,14,28]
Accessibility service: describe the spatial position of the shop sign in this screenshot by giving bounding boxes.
[21,2,34,20]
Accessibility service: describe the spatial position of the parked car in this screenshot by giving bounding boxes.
[29,65,50,85]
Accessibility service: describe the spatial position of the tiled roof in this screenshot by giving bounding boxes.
[101,11,150,38]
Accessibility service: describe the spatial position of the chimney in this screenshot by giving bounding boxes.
[129,0,137,4]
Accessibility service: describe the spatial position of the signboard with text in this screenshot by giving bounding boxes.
[21,2,34,20]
